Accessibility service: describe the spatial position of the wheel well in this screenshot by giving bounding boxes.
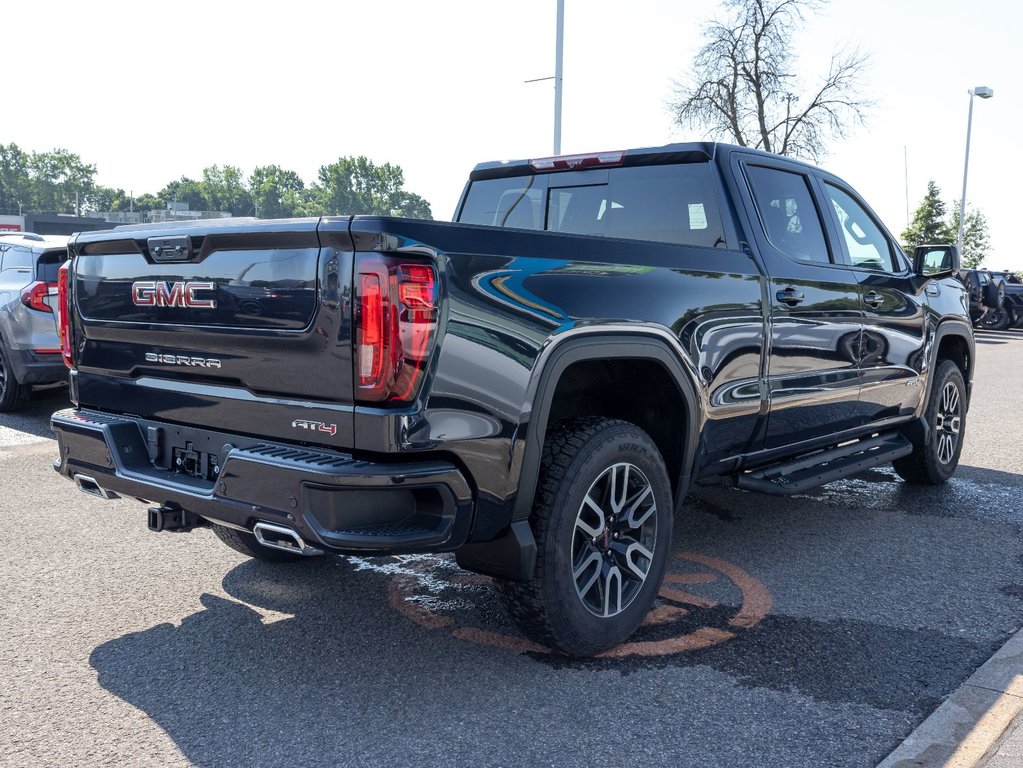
[545,358,688,494]
[936,334,970,380]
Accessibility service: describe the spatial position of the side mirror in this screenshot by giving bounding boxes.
[913,244,960,278]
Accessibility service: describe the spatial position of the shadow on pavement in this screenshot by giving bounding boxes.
[0,387,69,442]
[88,502,1007,767]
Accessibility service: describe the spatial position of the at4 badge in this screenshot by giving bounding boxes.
[291,419,338,437]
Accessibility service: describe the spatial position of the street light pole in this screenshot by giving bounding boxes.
[553,0,564,155]
[957,85,994,255]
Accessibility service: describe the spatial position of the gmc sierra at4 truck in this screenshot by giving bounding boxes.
[50,142,973,656]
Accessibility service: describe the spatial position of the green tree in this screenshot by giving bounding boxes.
[249,165,319,218]
[27,148,97,214]
[949,204,990,269]
[86,185,127,213]
[159,177,207,211]
[0,143,31,215]
[670,0,871,161]
[902,181,991,268]
[313,156,432,219]
[200,164,254,217]
[132,193,165,212]
[901,180,948,249]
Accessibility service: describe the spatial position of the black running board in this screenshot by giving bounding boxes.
[736,432,913,496]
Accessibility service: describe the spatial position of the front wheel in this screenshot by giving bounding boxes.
[495,417,673,656]
[893,360,967,484]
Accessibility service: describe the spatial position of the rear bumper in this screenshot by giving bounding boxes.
[6,348,67,386]
[50,408,474,555]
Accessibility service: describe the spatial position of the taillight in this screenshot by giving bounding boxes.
[57,261,73,368]
[20,281,57,313]
[355,256,437,403]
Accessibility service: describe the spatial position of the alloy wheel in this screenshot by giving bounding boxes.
[935,381,962,465]
[572,462,657,618]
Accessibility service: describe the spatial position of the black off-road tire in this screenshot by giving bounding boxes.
[0,343,29,413]
[494,417,673,656]
[211,523,303,563]
[893,359,967,484]
[979,306,1010,331]
[983,278,1005,309]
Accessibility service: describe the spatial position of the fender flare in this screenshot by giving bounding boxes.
[512,330,703,523]
[931,319,975,393]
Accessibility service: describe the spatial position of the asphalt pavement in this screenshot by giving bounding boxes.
[2,329,1022,767]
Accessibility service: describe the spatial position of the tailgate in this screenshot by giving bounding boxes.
[70,217,356,448]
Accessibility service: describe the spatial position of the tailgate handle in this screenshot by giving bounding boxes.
[148,235,193,262]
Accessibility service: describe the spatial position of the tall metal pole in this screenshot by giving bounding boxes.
[903,146,909,229]
[956,85,994,254]
[957,91,976,255]
[553,0,564,155]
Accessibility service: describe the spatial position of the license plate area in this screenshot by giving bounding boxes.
[171,441,221,481]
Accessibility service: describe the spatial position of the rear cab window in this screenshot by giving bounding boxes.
[35,249,66,283]
[458,162,725,249]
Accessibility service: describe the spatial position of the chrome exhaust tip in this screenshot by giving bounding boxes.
[252,521,323,556]
[73,474,119,500]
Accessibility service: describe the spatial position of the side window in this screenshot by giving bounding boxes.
[1,245,32,273]
[744,165,830,263]
[823,183,898,272]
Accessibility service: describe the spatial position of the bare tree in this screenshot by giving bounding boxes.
[670,0,871,161]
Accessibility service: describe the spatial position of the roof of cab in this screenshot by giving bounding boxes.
[468,140,822,180]
[0,232,70,251]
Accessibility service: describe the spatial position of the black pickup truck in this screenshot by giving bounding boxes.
[51,143,973,655]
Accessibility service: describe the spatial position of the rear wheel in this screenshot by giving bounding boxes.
[0,343,29,413]
[893,359,966,484]
[979,306,1010,331]
[211,523,303,563]
[495,417,673,656]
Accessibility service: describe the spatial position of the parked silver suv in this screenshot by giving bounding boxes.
[0,233,69,411]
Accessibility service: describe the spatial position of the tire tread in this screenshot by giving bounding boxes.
[496,416,669,655]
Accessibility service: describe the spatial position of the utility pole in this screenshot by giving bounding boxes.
[958,86,993,255]
[903,146,909,229]
[526,1,566,155]
[553,0,564,155]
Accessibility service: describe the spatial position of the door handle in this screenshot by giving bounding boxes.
[776,287,805,306]
[863,291,884,309]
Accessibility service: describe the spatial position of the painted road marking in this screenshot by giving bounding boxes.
[375,550,774,657]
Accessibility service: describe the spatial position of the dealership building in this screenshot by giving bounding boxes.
[0,213,113,236]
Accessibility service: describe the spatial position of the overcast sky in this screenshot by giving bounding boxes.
[6,0,1020,268]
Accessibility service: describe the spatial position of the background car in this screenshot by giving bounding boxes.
[0,233,70,411]
[981,271,1023,329]
[962,268,1005,328]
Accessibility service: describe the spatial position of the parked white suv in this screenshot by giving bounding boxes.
[0,233,69,411]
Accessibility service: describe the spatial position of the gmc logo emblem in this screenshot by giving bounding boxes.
[132,281,216,309]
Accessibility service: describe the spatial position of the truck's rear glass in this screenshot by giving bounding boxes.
[458,163,724,248]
